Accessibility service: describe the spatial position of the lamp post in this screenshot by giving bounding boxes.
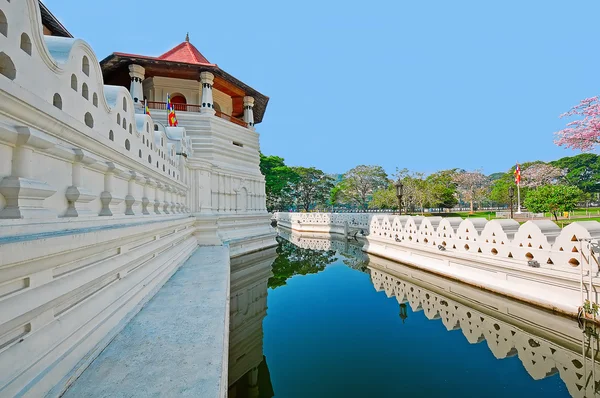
[399,303,408,324]
[395,181,403,215]
[508,186,514,219]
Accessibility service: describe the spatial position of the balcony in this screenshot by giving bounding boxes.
[147,101,248,128]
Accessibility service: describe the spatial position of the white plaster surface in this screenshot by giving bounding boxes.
[62,245,231,398]
[275,212,600,318]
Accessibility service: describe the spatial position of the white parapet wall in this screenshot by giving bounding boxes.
[0,1,276,396]
[274,212,600,318]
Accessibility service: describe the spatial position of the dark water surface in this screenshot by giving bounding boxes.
[229,232,596,398]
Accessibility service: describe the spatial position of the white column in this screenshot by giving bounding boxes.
[128,64,145,105]
[200,71,215,115]
[243,96,255,129]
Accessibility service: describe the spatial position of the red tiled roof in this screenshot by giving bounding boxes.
[112,40,215,67]
[158,41,212,66]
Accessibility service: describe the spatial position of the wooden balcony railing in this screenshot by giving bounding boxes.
[215,110,247,128]
[146,101,247,128]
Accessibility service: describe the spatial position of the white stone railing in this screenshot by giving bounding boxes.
[368,214,600,273]
[0,0,191,221]
[274,212,600,272]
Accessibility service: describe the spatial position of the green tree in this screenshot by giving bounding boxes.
[259,153,299,211]
[550,153,600,195]
[524,185,583,221]
[425,170,458,211]
[268,237,337,289]
[329,184,343,209]
[339,165,389,209]
[393,169,428,214]
[289,167,334,211]
[369,184,398,209]
[453,170,490,213]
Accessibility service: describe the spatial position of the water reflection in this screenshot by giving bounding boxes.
[229,247,276,398]
[229,232,598,397]
[368,254,600,398]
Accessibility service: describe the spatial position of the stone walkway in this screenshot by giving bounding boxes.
[62,245,230,398]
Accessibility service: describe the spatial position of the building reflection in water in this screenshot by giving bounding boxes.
[229,231,600,397]
[228,247,276,398]
[368,254,600,398]
[228,231,366,397]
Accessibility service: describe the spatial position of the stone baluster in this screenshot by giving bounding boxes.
[141,176,153,215]
[154,181,162,214]
[125,171,140,215]
[176,189,182,213]
[99,162,124,216]
[65,149,96,217]
[0,127,57,219]
[243,96,255,129]
[200,71,215,115]
[163,185,170,214]
[169,188,176,214]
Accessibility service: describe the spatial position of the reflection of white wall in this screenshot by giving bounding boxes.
[369,263,598,398]
[229,248,276,387]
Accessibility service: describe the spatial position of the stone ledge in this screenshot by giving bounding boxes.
[61,245,231,398]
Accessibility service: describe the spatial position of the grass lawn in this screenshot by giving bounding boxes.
[407,209,600,228]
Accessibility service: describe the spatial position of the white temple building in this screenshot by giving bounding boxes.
[0,1,276,396]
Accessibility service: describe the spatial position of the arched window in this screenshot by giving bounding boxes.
[82,83,89,100]
[139,149,142,158]
[146,123,149,133]
[154,124,158,131]
[71,74,77,91]
[163,164,165,172]
[148,155,152,164]
[142,136,145,144]
[84,112,94,128]
[20,33,32,55]
[156,161,159,168]
[109,130,114,141]
[122,118,126,129]
[125,139,130,150]
[161,137,164,146]
[146,140,149,148]
[53,93,62,109]
[82,56,90,76]
[150,143,153,150]
[128,124,132,134]
[117,113,121,124]
[92,93,98,107]
[122,97,127,112]
[0,10,7,37]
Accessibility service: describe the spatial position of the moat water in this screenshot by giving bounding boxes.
[229,231,598,398]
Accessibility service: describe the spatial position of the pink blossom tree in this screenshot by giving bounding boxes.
[555,96,600,151]
[521,163,565,188]
[453,171,490,214]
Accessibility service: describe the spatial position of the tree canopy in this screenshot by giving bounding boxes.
[289,167,334,211]
[339,165,388,209]
[524,185,583,221]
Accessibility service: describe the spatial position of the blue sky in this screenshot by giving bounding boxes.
[44,0,597,176]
